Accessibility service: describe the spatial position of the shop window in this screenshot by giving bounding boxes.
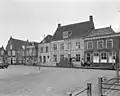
[108,52,116,63]
[93,52,99,63]
[100,52,107,63]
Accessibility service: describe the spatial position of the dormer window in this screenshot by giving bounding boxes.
[22,45,25,49]
[63,31,72,39]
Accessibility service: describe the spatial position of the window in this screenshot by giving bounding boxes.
[106,39,113,48]
[108,52,116,63]
[40,47,43,52]
[43,56,46,63]
[22,51,25,56]
[8,51,11,56]
[60,55,64,60]
[39,56,42,63]
[48,56,49,58]
[12,50,15,56]
[22,45,25,49]
[53,44,57,50]
[68,42,71,49]
[29,49,32,55]
[10,45,12,49]
[63,31,72,39]
[93,52,99,63]
[76,54,80,62]
[1,50,4,55]
[100,52,107,63]
[53,55,57,62]
[60,43,64,50]
[63,31,68,38]
[87,41,93,49]
[97,40,104,49]
[68,54,71,59]
[46,46,48,52]
[76,42,80,49]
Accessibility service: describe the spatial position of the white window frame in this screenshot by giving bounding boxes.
[40,47,43,53]
[60,43,64,50]
[10,45,12,50]
[100,52,107,63]
[106,39,113,48]
[76,42,80,49]
[108,52,116,63]
[8,51,11,56]
[63,31,68,38]
[63,31,72,39]
[97,40,104,49]
[87,41,93,49]
[12,50,15,56]
[68,42,71,49]
[46,46,48,52]
[53,44,57,50]
[93,52,99,63]
[1,50,4,55]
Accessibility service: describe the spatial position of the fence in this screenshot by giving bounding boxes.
[98,77,120,96]
[68,83,92,96]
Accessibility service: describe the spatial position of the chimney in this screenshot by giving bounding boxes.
[10,36,12,39]
[1,45,4,49]
[89,15,93,22]
[58,23,61,28]
[110,25,111,28]
[27,39,29,42]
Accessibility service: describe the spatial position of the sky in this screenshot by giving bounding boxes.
[1,0,120,48]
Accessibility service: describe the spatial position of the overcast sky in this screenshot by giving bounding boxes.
[1,0,120,47]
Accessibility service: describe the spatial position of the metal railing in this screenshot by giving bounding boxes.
[98,77,120,96]
[68,83,92,96]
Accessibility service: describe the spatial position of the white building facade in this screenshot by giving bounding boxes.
[38,16,95,67]
[50,38,84,67]
[38,35,53,66]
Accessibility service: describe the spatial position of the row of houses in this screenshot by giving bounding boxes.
[0,37,38,65]
[1,15,120,68]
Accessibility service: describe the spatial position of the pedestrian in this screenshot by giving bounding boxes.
[69,57,72,68]
[81,58,84,67]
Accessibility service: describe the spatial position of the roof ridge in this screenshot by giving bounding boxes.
[94,26,110,30]
[60,20,91,28]
[11,38,26,42]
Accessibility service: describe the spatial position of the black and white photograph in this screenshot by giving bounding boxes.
[0,0,120,96]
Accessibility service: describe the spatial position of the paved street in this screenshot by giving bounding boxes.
[0,65,119,96]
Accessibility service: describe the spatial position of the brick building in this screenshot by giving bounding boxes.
[6,37,28,64]
[84,27,120,68]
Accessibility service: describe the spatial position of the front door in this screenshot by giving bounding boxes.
[11,58,13,65]
[86,53,91,62]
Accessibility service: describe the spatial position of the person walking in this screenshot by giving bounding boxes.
[81,58,84,67]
